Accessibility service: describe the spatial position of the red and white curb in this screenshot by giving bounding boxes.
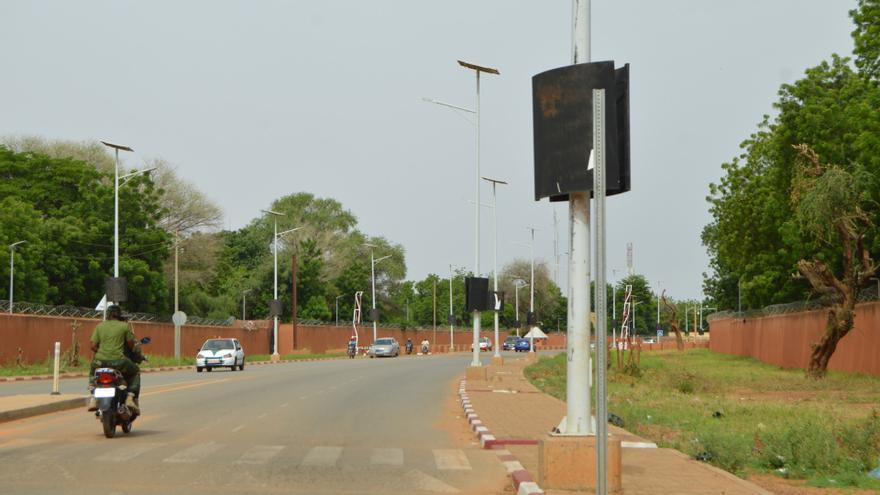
[458,379,545,495]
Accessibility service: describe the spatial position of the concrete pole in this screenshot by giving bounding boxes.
[371,250,377,343]
[8,242,25,314]
[515,283,520,337]
[449,265,454,350]
[272,216,279,356]
[174,230,180,360]
[113,148,119,281]
[492,183,500,358]
[564,0,592,438]
[471,69,483,369]
[51,342,61,395]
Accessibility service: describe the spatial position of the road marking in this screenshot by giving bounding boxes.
[257,413,267,419]
[433,449,471,470]
[370,447,404,466]
[232,424,245,432]
[235,445,285,465]
[300,446,343,467]
[299,395,308,400]
[142,375,256,398]
[280,402,289,408]
[162,442,222,463]
[94,442,164,462]
[402,469,460,493]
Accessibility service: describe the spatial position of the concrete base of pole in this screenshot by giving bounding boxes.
[524,351,538,362]
[538,435,622,492]
[465,365,488,382]
[490,356,504,366]
[270,354,281,363]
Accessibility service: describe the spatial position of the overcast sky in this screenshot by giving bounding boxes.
[1,1,858,300]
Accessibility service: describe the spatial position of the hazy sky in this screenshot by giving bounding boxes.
[1,1,858,300]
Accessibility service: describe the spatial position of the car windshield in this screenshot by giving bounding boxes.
[202,339,234,351]
[375,339,394,345]
[505,337,517,342]
[480,338,489,342]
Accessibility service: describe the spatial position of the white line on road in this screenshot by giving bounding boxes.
[232,424,245,432]
[94,442,164,462]
[433,449,471,470]
[370,447,404,466]
[257,413,267,419]
[300,446,343,467]
[162,442,223,463]
[235,445,285,465]
[402,469,460,493]
[280,402,289,408]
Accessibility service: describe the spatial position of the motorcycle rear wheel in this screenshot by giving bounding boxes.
[121,420,132,434]
[102,412,116,438]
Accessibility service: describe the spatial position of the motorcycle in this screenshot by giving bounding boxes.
[92,336,150,438]
[348,343,357,359]
[420,344,429,355]
[405,342,413,355]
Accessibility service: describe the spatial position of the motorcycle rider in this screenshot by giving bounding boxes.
[87,305,141,414]
[347,337,357,359]
[405,338,413,354]
[420,339,430,354]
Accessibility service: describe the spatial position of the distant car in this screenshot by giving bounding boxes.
[502,336,519,351]
[514,338,531,352]
[196,338,245,372]
[643,338,656,344]
[471,337,492,352]
[369,338,400,358]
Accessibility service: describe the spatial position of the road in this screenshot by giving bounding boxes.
[0,353,511,495]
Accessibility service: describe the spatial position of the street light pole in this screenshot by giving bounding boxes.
[482,176,508,359]
[656,280,663,337]
[8,241,25,314]
[242,289,251,320]
[459,60,499,369]
[261,210,300,357]
[366,243,391,343]
[449,265,455,350]
[514,280,528,337]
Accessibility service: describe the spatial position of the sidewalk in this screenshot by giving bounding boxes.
[462,356,773,495]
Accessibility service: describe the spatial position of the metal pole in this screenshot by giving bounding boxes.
[433,280,437,330]
[699,301,703,332]
[174,230,180,360]
[371,250,377,342]
[273,217,279,356]
[471,69,482,369]
[114,148,119,281]
[594,87,608,495]
[242,291,248,320]
[8,245,12,314]
[51,342,61,395]
[515,283,520,337]
[449,265,454,350]
[738,277,742,313]
[492,183,500,358]
[336,297,339,327]
[564,0,592,437]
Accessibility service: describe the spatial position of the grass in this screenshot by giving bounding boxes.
[0,352,343,376]
[525,349,880,489]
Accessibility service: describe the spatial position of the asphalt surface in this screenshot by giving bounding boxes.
[0,353,513,495]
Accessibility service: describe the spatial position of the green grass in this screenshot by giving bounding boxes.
[525,349,880,489]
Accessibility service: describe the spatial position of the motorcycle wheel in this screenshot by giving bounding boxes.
[121,420,132,434]
[102,412,116,438]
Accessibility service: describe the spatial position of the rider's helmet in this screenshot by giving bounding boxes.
[107,305,123,320]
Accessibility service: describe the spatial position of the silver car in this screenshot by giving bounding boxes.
[369,338,400,358]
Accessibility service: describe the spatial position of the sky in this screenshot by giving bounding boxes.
[0,0,859,301]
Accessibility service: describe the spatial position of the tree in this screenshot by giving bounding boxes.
[790,145,876,377]
[703,1,880,310]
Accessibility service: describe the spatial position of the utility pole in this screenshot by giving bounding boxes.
[449,265,455,350]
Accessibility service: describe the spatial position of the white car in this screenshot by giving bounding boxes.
[471,337,492,352]
[196,338,245,372]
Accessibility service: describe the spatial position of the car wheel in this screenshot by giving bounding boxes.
[197,367,203,372]
[206,367,212,372]
[239,359,245,371]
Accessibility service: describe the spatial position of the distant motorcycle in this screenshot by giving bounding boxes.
[421,344,429,355]
[348,344,357,359]
[92,336,150,438]
[405,342,414,355]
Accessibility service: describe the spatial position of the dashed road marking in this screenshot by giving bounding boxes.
[162,442,222,463]
[235,445,285,465]
[432,449,471,470]
[94,442,164,462]
[370,447,404,466]
[300,446,343,467]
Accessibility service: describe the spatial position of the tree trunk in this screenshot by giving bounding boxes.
[807,306,854,378]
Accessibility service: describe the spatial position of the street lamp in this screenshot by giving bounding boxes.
[699,302,716,333]
[514,279,529,337]
[365,243,391,342]
[242,289,251,320]
[514,227,537,353]
[335,295,344,327]
[426,60,499,369]
[482,176,508,359]
[655,280,663,338]
[8,241,25,314]
[262,208,301,357]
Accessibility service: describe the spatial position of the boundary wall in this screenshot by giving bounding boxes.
[709,301,880,376]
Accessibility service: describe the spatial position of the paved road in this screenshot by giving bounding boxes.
[0,353,512,495]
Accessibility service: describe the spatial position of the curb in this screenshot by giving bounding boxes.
[0,356,346,383]
[458,379,545,495]
[0,396,86,424]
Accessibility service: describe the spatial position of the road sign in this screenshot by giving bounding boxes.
[172,311,187,326]
[657,329,664,338]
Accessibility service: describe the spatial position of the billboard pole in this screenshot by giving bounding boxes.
[564,0,593,436]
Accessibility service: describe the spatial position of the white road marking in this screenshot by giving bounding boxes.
[280,402,289,408]
[162,442,222,463]
[300,446,343,467]
[94,442,164,462]
[402,469,460,493]
[433,449,471,470]
[370,447,404,466]
[232,424,245,432]
[257,413,267,419]
[235,445,285,465]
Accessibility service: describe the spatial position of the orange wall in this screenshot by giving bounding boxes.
[709,301,880,376]
[0,313,272,364]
